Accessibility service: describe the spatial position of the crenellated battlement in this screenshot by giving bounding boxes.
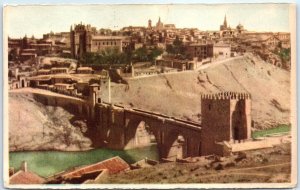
[200,91,251,100]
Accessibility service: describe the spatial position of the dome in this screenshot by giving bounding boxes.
[236,23,244,29]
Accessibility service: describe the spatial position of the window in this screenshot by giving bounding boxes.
[208,104,212,110]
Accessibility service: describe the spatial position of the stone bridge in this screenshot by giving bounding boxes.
[20,87,251,161]
[22,88,203,160]
[94,103,202,160]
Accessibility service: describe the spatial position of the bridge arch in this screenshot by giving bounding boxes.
[21,79,25,88]
[124,118,160,150]
[125,120,156,149]
[163,130,187,160]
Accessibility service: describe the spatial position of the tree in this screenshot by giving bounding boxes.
[149,47,163,62]
[82,47,131,65]
[133,47,148,62]
[132,47,163,62]
[166,44,174,54]
[166,36,186,56]
[8,49,18,61]
[8,70,13,78]
[278,48,291,70]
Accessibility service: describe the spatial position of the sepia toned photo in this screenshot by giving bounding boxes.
[3,3,296,188]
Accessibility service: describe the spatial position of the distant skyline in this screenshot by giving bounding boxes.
[4,4,291,38]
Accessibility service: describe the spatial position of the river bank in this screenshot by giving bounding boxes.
[103,143,291,183]
[9,145,159,178]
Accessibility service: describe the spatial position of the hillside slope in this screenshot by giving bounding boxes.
[101,55,290,129]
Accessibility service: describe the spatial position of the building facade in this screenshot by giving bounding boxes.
[213,43,231,58]
[90,36,123,53]
[185,43,214,61]
[70,23,124,59]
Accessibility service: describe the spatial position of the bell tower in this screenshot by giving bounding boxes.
[148,19,152,29]
[223,14,228,28]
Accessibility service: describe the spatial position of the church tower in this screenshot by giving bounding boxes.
[148,19,152,29]
[223,14,228,28]
[70,25,75,58]
[220,14,228,31]
[156,17,164,30]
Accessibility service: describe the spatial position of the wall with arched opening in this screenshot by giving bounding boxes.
[124,120,157,149]
[163,130,187,160]
[93,105,203,159]
[231,100,248,141]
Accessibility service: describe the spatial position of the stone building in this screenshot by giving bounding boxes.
[70,23,97,59]
[236,23,246,34]
[8,68,30,89]
[220,15,246,37]
[90,36,123,53]
[185,43,214,61]
[77,67,93,74]
[70,23,124,59]
[213,42,231,58]
[43,31,71,48]
[201,92,251,156]
[8,35,64,61]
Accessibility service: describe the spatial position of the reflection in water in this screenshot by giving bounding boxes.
[10,145,159,178]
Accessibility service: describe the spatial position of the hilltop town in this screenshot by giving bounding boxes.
[8,16,291,90]
[8,16,291,185]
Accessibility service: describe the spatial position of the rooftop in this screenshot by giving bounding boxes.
[47,156,129,183]
[20,53,37,56]
[188,43,213,46]
[51,67,68,71]
[10,170,45,184]
[92,36,124,40]
[77,67,93,70]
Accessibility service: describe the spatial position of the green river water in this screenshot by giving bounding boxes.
[9,146,159,178]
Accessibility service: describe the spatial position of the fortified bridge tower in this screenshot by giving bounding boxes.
[201,92,252,156]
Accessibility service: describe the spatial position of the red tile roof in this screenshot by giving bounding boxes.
[62,156,129,179]
[10,171,45,184]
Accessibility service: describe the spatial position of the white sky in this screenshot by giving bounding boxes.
[4,4,290,38]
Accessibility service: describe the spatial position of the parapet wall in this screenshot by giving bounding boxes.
[201,91,251,100]
[12,90,89,117]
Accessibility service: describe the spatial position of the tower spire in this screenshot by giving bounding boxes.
[224,14,227,28]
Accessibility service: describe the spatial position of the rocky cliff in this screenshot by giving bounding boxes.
[9,93,92,152]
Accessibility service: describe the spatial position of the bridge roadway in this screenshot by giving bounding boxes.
[109,102,202,132]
